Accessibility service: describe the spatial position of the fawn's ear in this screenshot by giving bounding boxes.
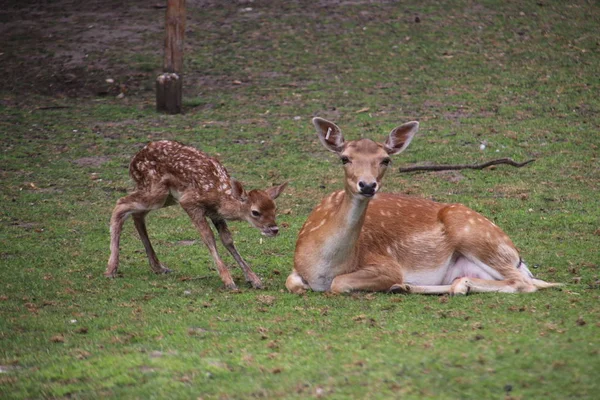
[265,182,287,200]
[313,117,345,153]
[231,179,248,202]
[383,121,419,155]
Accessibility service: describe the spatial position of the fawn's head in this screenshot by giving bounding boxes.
[313,117,419,199]
[230,180,287,237]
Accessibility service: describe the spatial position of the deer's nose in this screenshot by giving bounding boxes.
[262,225,279,237]
[358,180,377,196]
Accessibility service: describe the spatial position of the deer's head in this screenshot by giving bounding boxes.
[231,180,287,236]
[313,117,419,199]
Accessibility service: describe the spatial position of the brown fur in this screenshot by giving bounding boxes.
[287,118,561,295]
[107,140,286,289]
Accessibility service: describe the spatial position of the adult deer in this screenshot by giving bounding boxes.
[107,140,287,290]
[286,118,560,295]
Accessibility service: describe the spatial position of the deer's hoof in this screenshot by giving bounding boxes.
[389,283,411,294]
[104,270,120,278]
[154,266,172,274]
[250,280,264,290]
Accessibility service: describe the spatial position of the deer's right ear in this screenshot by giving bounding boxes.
[230,179,248,202]
[313,117,345,153]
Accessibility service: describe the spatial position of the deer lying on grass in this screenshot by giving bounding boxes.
[286,118,561,295]
[107,140,287,289]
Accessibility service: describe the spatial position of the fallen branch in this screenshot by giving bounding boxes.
[399,158,535,173]
[33,106,72,111]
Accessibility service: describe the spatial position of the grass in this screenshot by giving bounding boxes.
[1,0,599,398]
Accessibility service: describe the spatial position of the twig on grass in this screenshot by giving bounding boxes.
[398,158,535,173]
[33,106,72,111]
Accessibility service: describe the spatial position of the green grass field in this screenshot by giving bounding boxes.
[1,1,598,398]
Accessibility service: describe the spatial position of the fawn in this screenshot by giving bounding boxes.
[286,118,561,295]
[107,140,287,289]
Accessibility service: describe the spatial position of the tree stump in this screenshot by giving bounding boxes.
[156,73,182,114]
[156,0,185,114]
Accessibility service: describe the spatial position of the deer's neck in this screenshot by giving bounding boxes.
[322,189,370,266]
[216,198,245,221]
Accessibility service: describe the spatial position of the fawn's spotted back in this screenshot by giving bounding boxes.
[130,140,233,196]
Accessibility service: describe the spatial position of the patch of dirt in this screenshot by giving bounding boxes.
[0,0,163,98]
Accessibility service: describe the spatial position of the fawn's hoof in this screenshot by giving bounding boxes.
[104,270,119,278]
[225,282,239,290]
[153,266,172,274]
[249,280,264,290]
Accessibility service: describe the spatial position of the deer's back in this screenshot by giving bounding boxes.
[129,141,231,194]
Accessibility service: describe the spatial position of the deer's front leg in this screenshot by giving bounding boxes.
[330,264,403,293]
[181,204,237,290]
[211,218,263,289]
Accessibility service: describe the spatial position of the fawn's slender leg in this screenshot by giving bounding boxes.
[181,203,237,289]
[106,194,143,278]
[212,217,263,289]
[106,188,169,278]
[132,212,171,274]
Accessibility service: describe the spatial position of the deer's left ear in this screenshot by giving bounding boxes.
[231,179,248,202]
[265,182,287,200]
[384,121,419,155]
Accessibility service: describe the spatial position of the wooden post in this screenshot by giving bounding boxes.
[156,0,185,114]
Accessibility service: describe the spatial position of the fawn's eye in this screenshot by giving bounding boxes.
[251,210,261,217]
[381,158,391,167]
[340,156,351,165]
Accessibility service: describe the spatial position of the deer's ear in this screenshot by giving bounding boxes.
[384,121,419,155]
[265,182,287,200]
[230,179,248,202]
[313,117,345,153]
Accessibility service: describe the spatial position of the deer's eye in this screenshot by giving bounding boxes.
[381,158,391,167]
[340,156,351,165]
[251,210,261,217]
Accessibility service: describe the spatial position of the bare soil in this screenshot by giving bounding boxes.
[0,0,164,99]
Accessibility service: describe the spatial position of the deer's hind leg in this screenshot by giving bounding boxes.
[132,212,171,275]
[106,187,170,278]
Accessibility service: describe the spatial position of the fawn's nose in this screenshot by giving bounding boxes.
[357,180,377,197]
[262,225,279,237]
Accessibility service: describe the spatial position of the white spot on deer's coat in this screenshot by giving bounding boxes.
[387,246,393,255]
[309,219,326,233]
